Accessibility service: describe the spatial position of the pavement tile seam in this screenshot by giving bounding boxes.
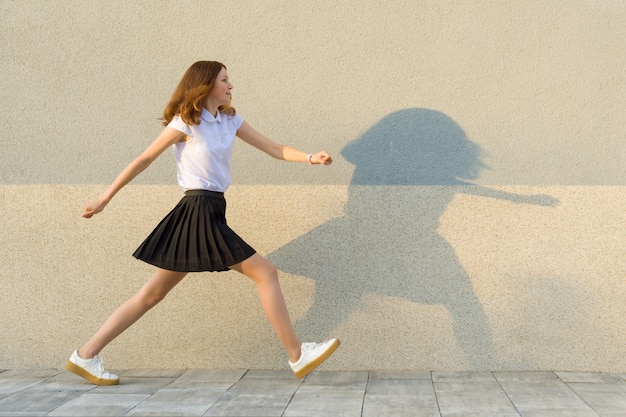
[565,389,626,416]
[493,373,523,416]
[428,371,443,417]
[279,374,305,417]
[570,392,605,415]
[433,375,520,416]
[494,372,600,414]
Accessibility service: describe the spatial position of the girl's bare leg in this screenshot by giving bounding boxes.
[230,254,302,362]
[78,268,187,358]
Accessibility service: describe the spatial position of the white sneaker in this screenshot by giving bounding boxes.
[289,339,340,379]
[66,349,119,385]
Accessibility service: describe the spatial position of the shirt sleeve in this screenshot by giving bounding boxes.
[167,115,193,137]
[231,114,244,130]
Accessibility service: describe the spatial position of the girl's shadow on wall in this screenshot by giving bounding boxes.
[269,108,558,369]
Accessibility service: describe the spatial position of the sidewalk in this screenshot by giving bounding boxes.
[0,368,624,416]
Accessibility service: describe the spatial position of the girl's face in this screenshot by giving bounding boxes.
[206,67,232,109]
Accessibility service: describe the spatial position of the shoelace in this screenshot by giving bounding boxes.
[89,355,105,375]
[301,342,324,353]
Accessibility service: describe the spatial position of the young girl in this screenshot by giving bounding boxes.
[66,61,340,385]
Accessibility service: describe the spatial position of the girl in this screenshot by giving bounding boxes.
[66,61,340,385]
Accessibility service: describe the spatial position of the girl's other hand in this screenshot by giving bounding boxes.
[312,151,333,165]
[82,198,107,218]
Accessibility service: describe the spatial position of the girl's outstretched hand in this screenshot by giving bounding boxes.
[82,197,107,218]
[311,151,333,165]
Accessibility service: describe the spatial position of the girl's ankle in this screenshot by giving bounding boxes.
[77,348,94,360]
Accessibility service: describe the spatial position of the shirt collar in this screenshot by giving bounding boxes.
[201,108,222,124]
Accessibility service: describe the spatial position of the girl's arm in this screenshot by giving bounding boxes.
[236,121,332,165]
[82,127,187,218]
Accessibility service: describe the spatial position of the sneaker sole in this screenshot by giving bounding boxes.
[65,361,120,386]
[293,339,341,379]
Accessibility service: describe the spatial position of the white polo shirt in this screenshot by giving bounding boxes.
[168,108,244,193]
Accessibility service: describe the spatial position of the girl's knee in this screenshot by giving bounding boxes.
[136,285,170,308]
[245,256,279,285]
[136,290,165,309]
[260,258,278,276]
[136,269,185,308]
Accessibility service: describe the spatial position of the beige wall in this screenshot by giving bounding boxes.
[1,1,624,371]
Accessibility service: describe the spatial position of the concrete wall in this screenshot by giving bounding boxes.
[1,1,624,371]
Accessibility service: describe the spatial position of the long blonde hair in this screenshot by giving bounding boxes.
[161,61,235,126]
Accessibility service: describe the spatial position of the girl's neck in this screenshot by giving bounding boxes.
[205,106,219,117]
[204,98,219,117]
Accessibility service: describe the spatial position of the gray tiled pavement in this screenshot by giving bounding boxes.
[0,369,625,416]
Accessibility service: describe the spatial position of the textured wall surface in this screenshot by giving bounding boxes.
[1,1,624,371]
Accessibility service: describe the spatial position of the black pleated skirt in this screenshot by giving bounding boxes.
[133,190,256,272]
